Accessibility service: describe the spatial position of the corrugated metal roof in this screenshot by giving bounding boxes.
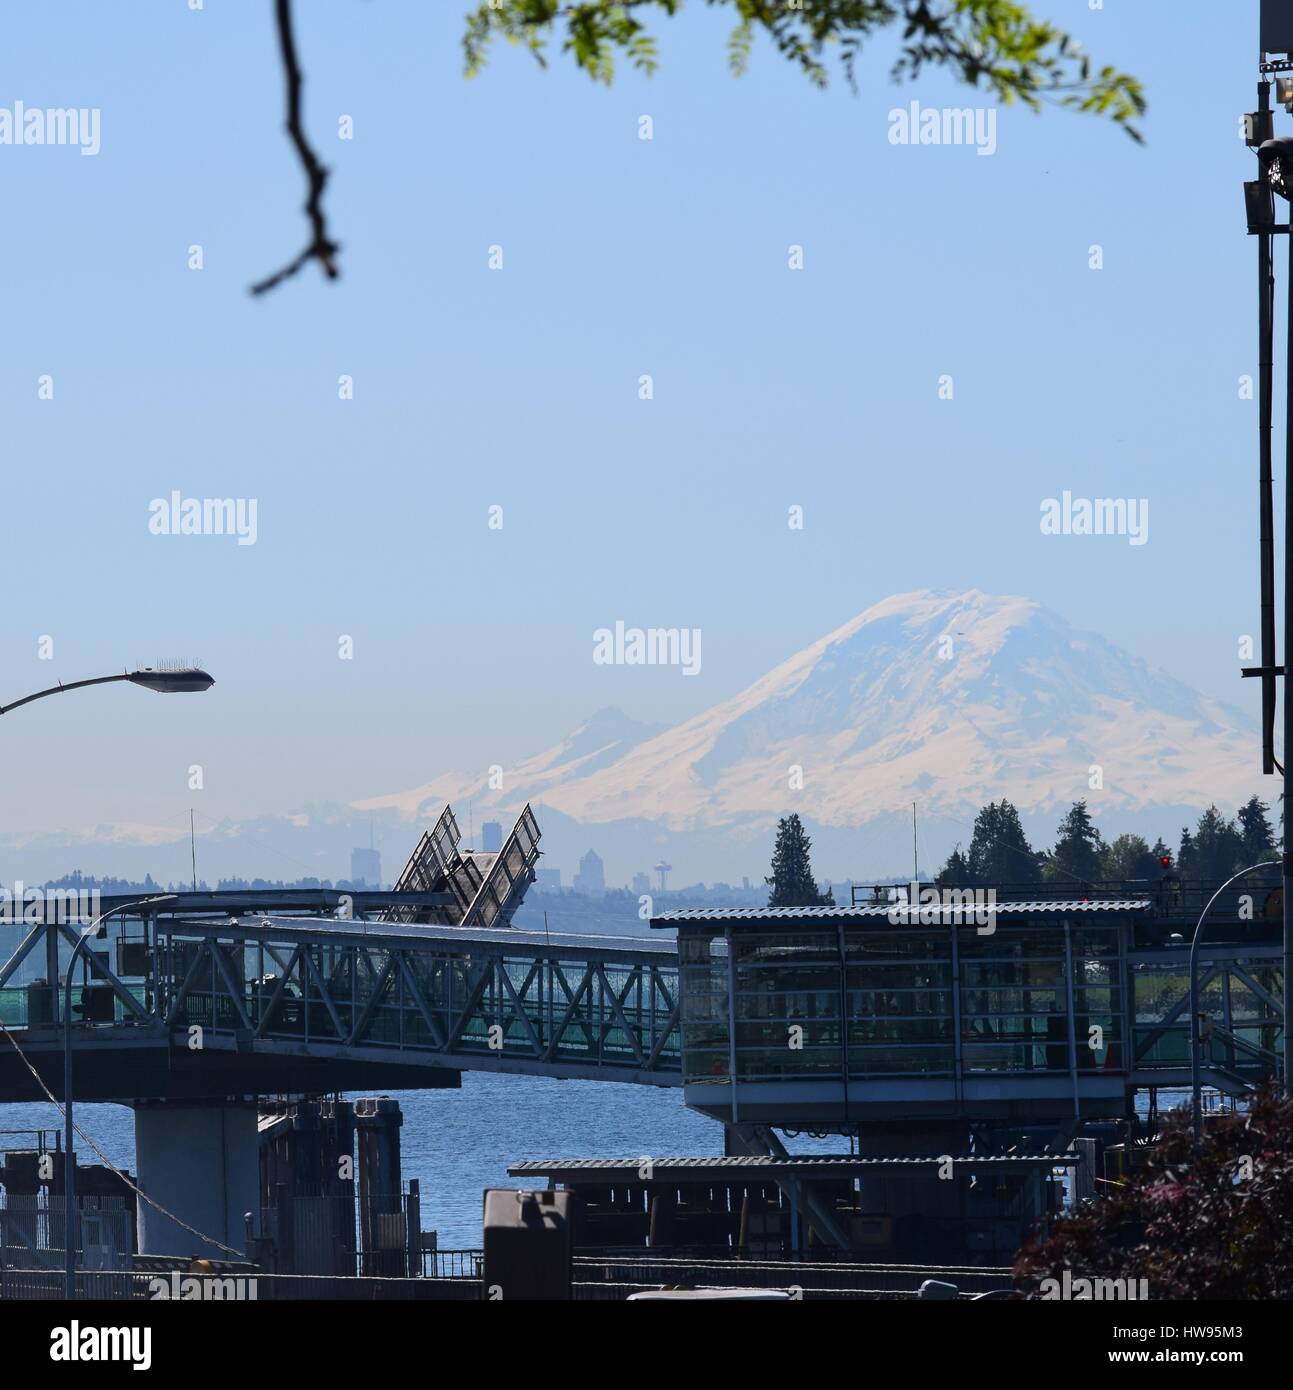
[508,1153,1078,1176]
[651,901,1150,927]
[173,915,677,956]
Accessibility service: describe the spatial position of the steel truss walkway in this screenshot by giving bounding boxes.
[1129,940,1283,1095]
[0,900,682,1104]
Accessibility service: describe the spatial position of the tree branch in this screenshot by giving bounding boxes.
[250,0,340,296]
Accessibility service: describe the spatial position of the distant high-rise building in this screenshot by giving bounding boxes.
[481,820,503,853]
[573,849,606,896]
[351,846,381,887]
[534,868,561,891]
[632,872,651,895]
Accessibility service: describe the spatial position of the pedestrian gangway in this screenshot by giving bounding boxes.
[0,891,682,1105]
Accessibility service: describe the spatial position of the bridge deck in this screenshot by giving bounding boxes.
[0,910,682,1101]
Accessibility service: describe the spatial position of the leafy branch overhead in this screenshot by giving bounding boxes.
[255,0,1145,296]
[463,0,1145,142]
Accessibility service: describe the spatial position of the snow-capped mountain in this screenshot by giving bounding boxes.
[3,591,1262,887]
[357,589,1259,839]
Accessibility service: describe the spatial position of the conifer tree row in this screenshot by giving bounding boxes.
[935,796,1278,887]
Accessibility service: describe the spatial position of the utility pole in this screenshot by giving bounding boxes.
[1284,110,1293,1097]
[1248,3,1293,1092]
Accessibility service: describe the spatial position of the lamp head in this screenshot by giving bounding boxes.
[127,666,215,694]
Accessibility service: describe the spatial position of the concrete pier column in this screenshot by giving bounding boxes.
[133,1102,259,1259]
[355,1096,403,1276]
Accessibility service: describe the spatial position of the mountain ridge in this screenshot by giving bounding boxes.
[356,588,1258,832]
[1,591,1262,886]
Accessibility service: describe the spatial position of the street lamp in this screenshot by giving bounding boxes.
[63,895,176,1300]
[0,666,215,716]
[0,662,212,1295]
[1189,864,1271,1145]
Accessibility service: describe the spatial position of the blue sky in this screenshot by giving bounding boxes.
[0,0,1271,842]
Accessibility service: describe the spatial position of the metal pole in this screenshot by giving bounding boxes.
[1260,80,1277,775]
[62,965,76,1301]
[1285,222,1293,1096]
[1190,865,1270,1143]
[1063,922,1081,1120]
[724,929,739,1124]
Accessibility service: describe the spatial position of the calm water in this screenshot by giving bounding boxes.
[1,1075,725,1249]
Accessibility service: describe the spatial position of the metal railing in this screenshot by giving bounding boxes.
[0,909,683,1087]
[569,1250,1014,1299]
[0,1194,133,1272]
[0,1267,477,1301]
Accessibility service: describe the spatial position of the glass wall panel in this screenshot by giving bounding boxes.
[679,917,1133,1086]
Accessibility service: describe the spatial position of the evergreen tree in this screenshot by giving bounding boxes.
[1238,795,1276,865]
[765,814,834,907]
[1101,832,1157,882]
[1045,800,1105,886]
[1182,805,1244,882]
[1178,825,1193,870]
[937,844,971,886]
[966,800,1040,885]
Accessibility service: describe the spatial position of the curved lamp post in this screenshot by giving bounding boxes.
[0,667,215,717]
[64,895,176,1299]
[0,664,213,1297]
[1190,863,1272,1144]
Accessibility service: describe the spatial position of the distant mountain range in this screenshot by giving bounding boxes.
[353,589,1261,875]
[0,591,1267,887]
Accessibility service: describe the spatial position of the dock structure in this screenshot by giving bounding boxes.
[653,884,1283,1129]
[0,851,1282,1267]
[622,880,1284,1259]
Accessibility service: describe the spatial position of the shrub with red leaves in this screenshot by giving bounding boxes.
[1015,1085,1293,1299]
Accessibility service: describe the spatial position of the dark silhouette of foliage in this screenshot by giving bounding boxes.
[936,844,971,887]
[941,797,1278,890]
[1101,832,1157,882]
[766,813,834,907]
[1179,806,1244,882]
[1016,1085,1293,1300]
[1045,799,1104,886]
[963,800,1040,885]
[1238,795,1277,866]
